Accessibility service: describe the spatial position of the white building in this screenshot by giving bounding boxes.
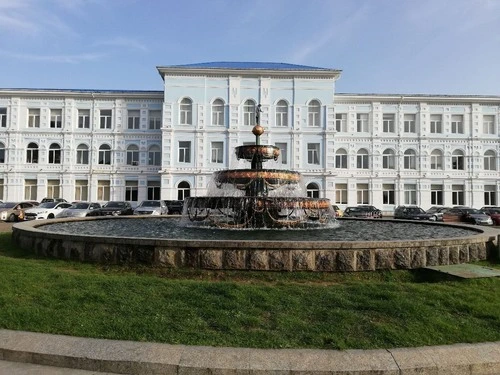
[0,62,498,213]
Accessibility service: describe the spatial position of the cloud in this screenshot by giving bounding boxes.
[0,49,105,63]
[92,37,149,52]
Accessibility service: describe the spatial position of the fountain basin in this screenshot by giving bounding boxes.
[12,217,498,272]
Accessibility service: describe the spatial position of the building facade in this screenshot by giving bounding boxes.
[0,62,498,213]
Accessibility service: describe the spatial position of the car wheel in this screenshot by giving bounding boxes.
[8,213,17,222]
[48,214,55,219]
[429,215,437,221]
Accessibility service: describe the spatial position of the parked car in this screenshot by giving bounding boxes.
[133,200,168,215]
[442,207,493,226]
[357,205,383,218]
[425,206,451,221]
[165,200,184,214]
[480,207,500,226]
[394,205,433,220]
[98,201,134,216]
[24,202,73,220]
[331,205,343,218]
[343,206,378,218]
[56,202,102,218]
[40,198,67,203]
[0,201,37,222]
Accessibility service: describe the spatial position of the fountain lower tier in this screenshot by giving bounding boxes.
[183,196,335,229]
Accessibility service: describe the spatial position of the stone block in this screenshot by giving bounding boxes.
[426,247,440,266]
[449,246,460,264]
[292,250,313,271]
[459,245,469,263]
[247,250,268,270]
[375,248,394,269]
[439,247,449,265]
[394,248,411,269]
[155,248,181,267]
[410,248,426,269]
[200,249,222,269]
[337,250,355,272]
[356,249,374,271]
[315,251,337,271]
[268,250,290,271]
[223,250,246,270]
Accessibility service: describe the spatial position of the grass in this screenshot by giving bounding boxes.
[0,232,499,350]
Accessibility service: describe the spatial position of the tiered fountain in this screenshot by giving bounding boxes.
[183,121,335,229]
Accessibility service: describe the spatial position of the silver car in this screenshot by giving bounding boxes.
[133,200,168,215]
[56,202,102,218]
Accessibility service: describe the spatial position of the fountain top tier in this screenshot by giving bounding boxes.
[183,118,335,229]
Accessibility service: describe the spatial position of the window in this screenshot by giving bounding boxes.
[275,100,288,127]
[28,109,40,128]
[243,100,256,126]
[98,144,111,165]
[403,149,417,169]
[0,179,4,201]
[335,183,347,204]
[452,150,464,170]
[212,99,224,126]
[177,181,191,200]
[125,181,138,201]
[430,149,443,170]
[76,144,89,164]
[26,142,39,163]
[356,183,369,204]
[404,184,417,205]
[335,148,348,169]
[383,114,395,133]
[211,141,224,163]
[97,180,110,201]
[484,185,496,206]
[356,113,369,132]
[180,98,193,125]
[275,142,287,164]
[430,114,442,133]
[149,110,162,129]
[452,184,464,205]
[308,100,320,127]
[148,145,161,166]
[50,109,62,128]
[307,143,320,165]
[306,183,320,198]
[48,143,61,164]
[128,110,140,130]
[335,113,347,132]
[484,150,496,171]
[451,115,463,134]
[47,179,60,198]
[0,142,5,163]
[75,180,88,201]
[431,184,443,206]
[24,179,37,200]
[147,180,161,200]
[357,149,369,169]
[126,144,139,165]
[382,149,395,169]
[0,108,6,127]
[178,141,191,163]
[483,115,495,134]
[100,109,112,129]
[404,114,416,133]
[383,184,395,204]
[78,109,90,128]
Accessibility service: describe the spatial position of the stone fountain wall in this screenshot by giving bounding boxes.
[11,219,498,272]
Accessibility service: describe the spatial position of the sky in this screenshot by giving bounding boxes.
[1,0,500,95]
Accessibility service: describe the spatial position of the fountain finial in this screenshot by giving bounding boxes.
[252,125,264,137]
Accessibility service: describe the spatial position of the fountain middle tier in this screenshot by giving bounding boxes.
[213,169,301,189]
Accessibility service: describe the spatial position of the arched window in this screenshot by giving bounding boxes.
[76,144,89,165]
[308,100,320,127]
[177,181,191,200]
[452,150,464,170]
[275,100,288,127]
[148,145,161,166]
[98,144,111,165]
[382,149,395,169]
[48,143,61,164]
[243,99,256,126]
[306,182,320,198]
[484,150,496,171]
[26,142,39,164]
[180,98,193,125]
[357,149,369,169]
[126,144,139,166]
[430,149,443,170]
[212,99,224,126]
[335,148,347,169]
[0,142,5,163]
[403,149,417,170]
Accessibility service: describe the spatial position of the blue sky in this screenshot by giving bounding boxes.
[1,0,500,95]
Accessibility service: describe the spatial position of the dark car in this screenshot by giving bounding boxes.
[356,205,383,218]
[480,207,500,226]
[425,206,451,221]
[98,201,134,216]
[41,198,67,203]
[442,207,493,226]
[343,206,378,218]
[394,205,433,220]
[165,200,184,215]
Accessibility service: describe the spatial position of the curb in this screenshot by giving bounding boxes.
[1,330,500,374]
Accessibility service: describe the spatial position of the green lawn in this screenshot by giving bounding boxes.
[1,232,499,350]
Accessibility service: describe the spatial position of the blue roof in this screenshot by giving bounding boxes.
[162,62,336,71]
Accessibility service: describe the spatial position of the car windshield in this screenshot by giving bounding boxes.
[0,202,17,208]
[464,208,482,214]
[104,202,125,208]
[71,203,90,209]
[407,207,425,213]
[39,202,57,208]
[140,201,160,207]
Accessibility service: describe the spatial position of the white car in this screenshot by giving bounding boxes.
[133,200,168,215]
[24,202,73,220]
